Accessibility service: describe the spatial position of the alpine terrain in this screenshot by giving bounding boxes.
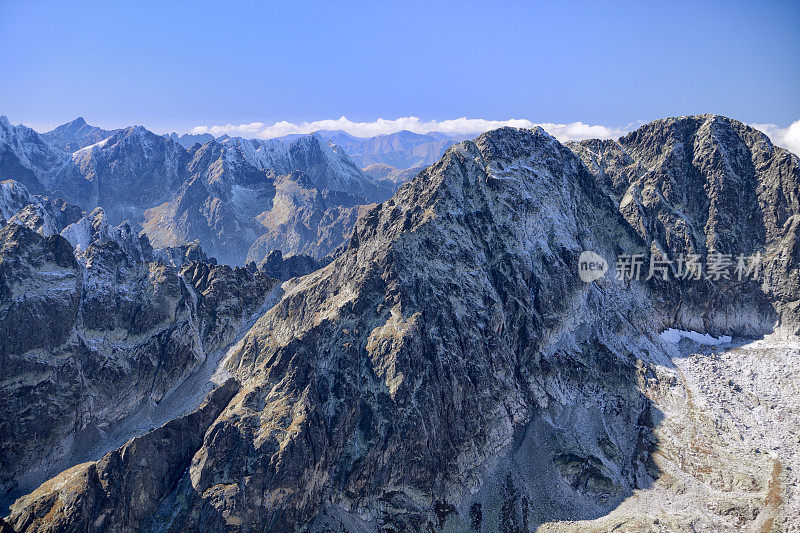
[0,114,798,532]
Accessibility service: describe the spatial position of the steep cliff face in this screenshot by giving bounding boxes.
[5,378,241,533]
[0,202,278,510]
[4,117,799,532]
[244,171,375,262]
[70,126,190,222]
[0,117,79,195]
[569,114,800,332]
[140,140,275,265]
[0,180,82,238]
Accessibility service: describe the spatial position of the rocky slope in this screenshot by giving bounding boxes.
[244,171,376,262]
[0,117,78,194]
[1,116,395,264]
[3,116,799,532]
[40,118,119,153]
[0,195,279,511]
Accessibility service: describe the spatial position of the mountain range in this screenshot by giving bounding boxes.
[1,117,469,265]
[0,114,799,531]
[0,117,406,264]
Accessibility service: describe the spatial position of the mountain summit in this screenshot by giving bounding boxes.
[4,116,798,531]
[41,117,119,153]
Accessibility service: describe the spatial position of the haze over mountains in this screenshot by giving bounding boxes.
[0,113,799,531]
[0,116,465,264]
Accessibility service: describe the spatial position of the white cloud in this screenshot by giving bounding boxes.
[750,120,800,156]
[188,116,629,143]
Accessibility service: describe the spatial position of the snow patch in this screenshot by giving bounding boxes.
[659,328,732,346]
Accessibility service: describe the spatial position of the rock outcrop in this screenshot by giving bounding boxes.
[5,378,240,533]
[256,249,330,281]
[0,201,278,509]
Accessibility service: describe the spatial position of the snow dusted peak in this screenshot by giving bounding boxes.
[61,207,149,260]
[0,179,83,236]
[60,206,113,253]
[8,203,58,237]
[115,125,154,144]
[43,118,120,153]
[0,115,11,130]
[49,117,89,133]
[0,180,37,220]
[474,125,559,155]
[108,125,172,148]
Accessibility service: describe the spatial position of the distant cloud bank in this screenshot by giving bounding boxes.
[750,120,800,157]
[189,116,629,142]
[189,116,800,156]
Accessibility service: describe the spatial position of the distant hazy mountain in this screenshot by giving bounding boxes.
[362,162,425,190]
[272,129,460,171]
[143,134,389,264]
[0,116,77,193]
[40,117,119,152]
[165,132,216,148]
[0,116,392,264]
[318,129,458,169]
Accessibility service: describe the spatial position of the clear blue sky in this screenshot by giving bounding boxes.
[1,0,798,133]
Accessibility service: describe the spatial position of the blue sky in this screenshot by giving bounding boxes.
[1,0,798,139]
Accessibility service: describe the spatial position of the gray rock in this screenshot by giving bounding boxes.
[4,116,799,532]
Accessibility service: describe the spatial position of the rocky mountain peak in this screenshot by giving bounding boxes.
[54,116,88,132]
[3,115,800,531]
[41,117,119,154]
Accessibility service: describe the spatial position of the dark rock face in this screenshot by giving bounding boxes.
[257,249,330,281]
[180,261,278,352]
[569,114,800,332]
[244,172,375,262]
[40,118,119,153]
[0,224,80,354]
[0,205,277,509]
[4,116,800,532]
[156,240,213,267]
[5,378,240,533]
